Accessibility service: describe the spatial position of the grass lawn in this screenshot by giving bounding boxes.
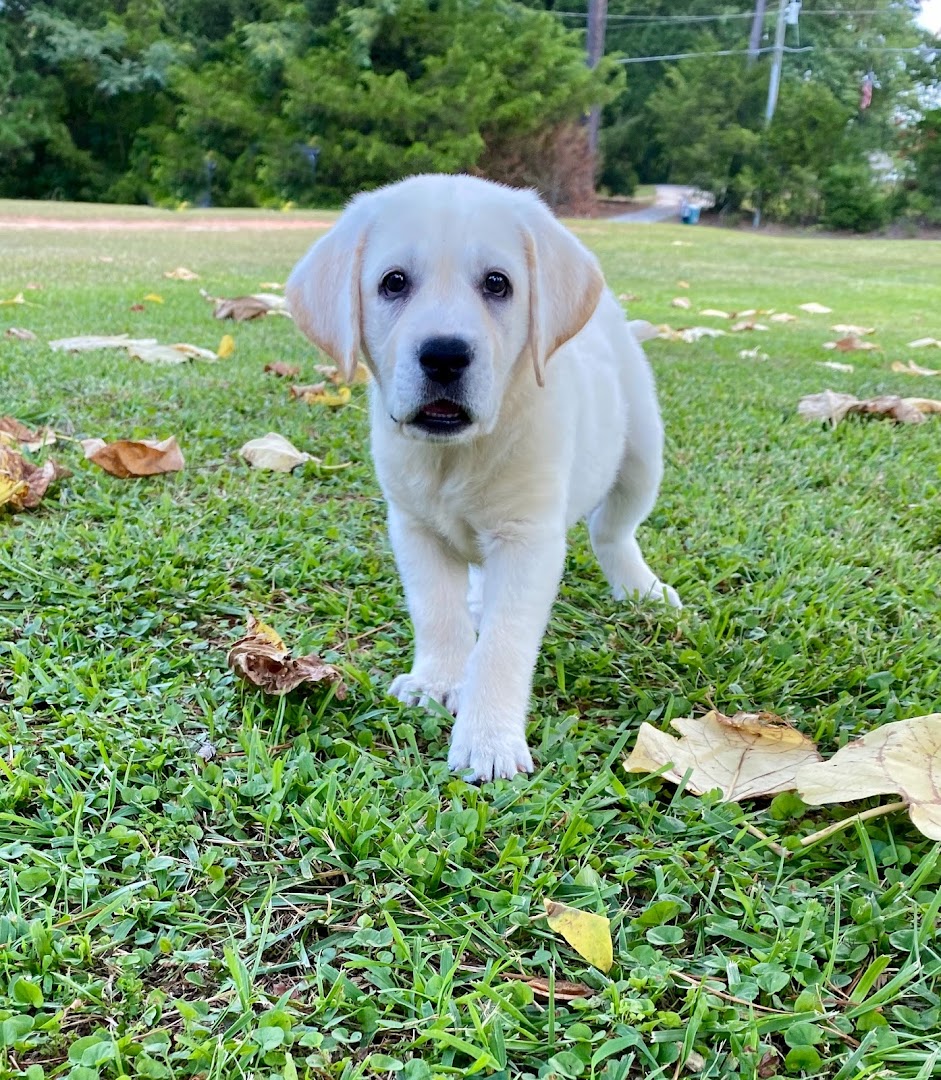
[1,201,940,1080]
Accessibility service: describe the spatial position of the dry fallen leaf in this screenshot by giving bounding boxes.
[658,325,726,343]
[770,312,798,323]
[0,292,27,306]
[677,280,690,289]
[258,281,284,290]
[799,302,833,314]
[82,436,185,478]
[500,974,595,1001]
[217,334,236,359]
[671,297,692,310]
[797,715,941,840]
[5,327,37,341]
[730,321,770,333]
[164,267,199,281]
[0,417,56,451]
[831,323,875,336]
[0,446,69,511]
[908,337,941,349]
[213,294,289,321]
[823,336,880,353]
[265,362,301,379]
[797,391,936,426]
[543,900,613,973]
[624,710,822,802]
[818,361,855,373]
[699,309,731,319]
[49,334,158,353]
[314,362,370,385]
[292,384,352,407]
[891,359,939,377]
[617,292,640,303]
[239,432,311,472]
[739,348,769,361]
[227,614,346,698]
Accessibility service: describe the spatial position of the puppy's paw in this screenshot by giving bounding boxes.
[613,578,682,610]
[389,673,461,715]
[448,724,534,782]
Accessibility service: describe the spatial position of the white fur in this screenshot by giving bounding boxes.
[288,174,680,782]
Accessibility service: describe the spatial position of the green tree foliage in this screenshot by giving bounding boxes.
[0,0,937,226]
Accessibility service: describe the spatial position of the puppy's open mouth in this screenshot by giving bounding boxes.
[411,399,472,436]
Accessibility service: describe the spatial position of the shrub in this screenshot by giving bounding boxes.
[820,162,891,232]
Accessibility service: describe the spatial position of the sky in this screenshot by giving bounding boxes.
[918,0,941,34]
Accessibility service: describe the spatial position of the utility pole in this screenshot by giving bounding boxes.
[747,0,767,65]
[586,0,608,162]
[764,0,788,127]
[753,0,788,226]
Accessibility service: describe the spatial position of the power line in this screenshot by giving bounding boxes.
[615,43,934,63]
[552,9,907,23]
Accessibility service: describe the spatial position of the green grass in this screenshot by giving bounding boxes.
[1,200,940,1080]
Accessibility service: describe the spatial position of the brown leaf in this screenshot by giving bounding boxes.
[797,391,934,426]
[164,266,200,280]
[0,417,56,452]
[500,973,595,1001]
[81,436,185,478]
[129,304,146,312]
[227,614,347,698]
[823,336,880,352]
[0,446,69,511]
[730,321,770,333]
[671,297,692,310]
[624,710,822,802]
[213,294,289,321]
[797,714,941,840]
[264,362,301,379]
[677,280,690,289]
[5,327,37,341]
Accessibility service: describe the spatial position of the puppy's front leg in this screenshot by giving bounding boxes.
[449,528,566,782]
[387,506,476,713]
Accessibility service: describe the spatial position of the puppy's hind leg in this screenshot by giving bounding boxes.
[589,413,681,609]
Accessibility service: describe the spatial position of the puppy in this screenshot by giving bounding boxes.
[287,174,680,781]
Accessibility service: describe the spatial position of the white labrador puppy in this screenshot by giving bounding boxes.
[287,174,680,782]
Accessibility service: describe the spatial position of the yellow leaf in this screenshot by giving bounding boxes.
[295,385,352,407]
[797,714,941,840]
[624,710,821,802]
[0,292,26,306]
[217,334,236,359]
[543,900,613,973]
[143,293,164,303]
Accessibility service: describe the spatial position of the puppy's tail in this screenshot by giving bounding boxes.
[628,319,659,343]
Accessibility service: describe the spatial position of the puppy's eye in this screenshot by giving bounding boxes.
[380,270,408,297]
[483,271,510,298]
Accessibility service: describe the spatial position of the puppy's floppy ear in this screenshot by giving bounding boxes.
[522,199,604,386]
[286,197,371,383]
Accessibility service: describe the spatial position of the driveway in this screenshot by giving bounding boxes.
[610,184,697,223]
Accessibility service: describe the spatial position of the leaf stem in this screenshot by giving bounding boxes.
[799,800,909,849]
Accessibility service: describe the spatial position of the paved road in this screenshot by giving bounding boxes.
[610,184,697,223]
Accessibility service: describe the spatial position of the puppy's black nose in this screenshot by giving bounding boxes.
[418,336,472,385]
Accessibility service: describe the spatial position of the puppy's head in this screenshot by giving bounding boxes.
[287,174,603,443]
